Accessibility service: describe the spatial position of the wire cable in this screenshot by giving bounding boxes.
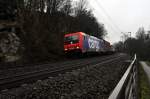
[92,0,122,34]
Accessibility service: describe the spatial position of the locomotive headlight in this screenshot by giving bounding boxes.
[65,48,68,51]
[76,46,79,49]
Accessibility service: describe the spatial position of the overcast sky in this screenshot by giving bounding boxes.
[85,0,150,44]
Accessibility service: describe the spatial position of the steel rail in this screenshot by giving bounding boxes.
[0,54,121,78]
[0,54,119,71]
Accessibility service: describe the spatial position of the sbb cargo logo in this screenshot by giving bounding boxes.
[88,38,99,50]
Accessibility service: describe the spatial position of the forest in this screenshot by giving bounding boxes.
[0,0,106,63]
[1,0,149,64]
[115,27,150,61]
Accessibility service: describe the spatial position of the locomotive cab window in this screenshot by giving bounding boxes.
[64,35,79,44]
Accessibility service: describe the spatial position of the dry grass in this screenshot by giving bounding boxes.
[139,64,150,99]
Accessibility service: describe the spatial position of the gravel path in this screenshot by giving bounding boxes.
[140,61,150,84]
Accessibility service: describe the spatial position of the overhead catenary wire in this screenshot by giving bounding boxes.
[87,3,118,34]
[88,0,122,35]
[96,0,122,33]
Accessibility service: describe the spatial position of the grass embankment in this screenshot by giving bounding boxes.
[139,63,150,99]
[146,61,150,66]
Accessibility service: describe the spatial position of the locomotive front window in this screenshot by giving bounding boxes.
[64,35,79,44]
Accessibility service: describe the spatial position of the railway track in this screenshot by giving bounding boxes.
[0,53,127,90]
[0,54,118,71]
[0,54,124,78]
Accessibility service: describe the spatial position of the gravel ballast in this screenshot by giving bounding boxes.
[0,57,129,99]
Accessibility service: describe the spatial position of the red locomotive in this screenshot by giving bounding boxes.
[64,32,114,54]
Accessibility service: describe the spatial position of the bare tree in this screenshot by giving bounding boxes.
[136,27,145,40]
[0,0,107,63]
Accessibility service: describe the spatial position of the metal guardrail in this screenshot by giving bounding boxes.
[108,54,138,99]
